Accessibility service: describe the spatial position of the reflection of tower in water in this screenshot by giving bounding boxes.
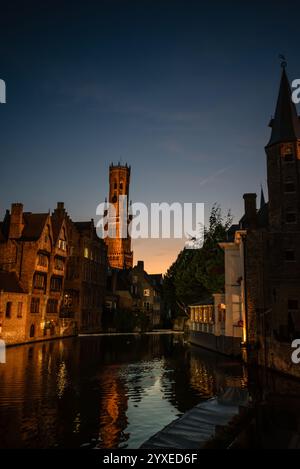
[97,366,129,448]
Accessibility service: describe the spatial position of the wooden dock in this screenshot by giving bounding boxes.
[141,387,249,449]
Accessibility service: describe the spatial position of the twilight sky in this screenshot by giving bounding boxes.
[0,0,299,273]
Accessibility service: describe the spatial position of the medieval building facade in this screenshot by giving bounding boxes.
[130,261,163,328]
[0,201,108,344]
[0,203,72,344]
[222,65,300,376]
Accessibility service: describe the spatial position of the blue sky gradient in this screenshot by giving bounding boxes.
[1,0,299,272]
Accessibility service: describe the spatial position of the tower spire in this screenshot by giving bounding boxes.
[267,64,300,147]
[260,184,266,209]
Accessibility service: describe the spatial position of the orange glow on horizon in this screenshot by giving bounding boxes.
[132,238,186,274]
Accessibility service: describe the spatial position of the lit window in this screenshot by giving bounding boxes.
[58,239,67,251]
[84,247,89,258]
[144,289,150,297]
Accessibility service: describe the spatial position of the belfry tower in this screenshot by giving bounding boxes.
[105,163,133,269]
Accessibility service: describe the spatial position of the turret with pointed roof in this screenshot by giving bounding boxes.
[267,66,300,147]
[266,64,300,231]
[260,185,266,209]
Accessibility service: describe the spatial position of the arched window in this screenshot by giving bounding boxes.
[29,324,35,338]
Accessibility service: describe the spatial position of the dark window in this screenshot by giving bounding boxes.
[5,302,12,319]
[54,256,64,271]
[288,299,299,310]
[284,153,294,162]
[285,250,296,261]
[112,193,117,203]
[33,273,46,289]
[30,297,40,314]
[50,276,62,292]
[37,253,48,267]
[29,324,35,338]
[284,182,296,193]
[47,299,58,314]
[17,302,23,318]
[286,212,297,224]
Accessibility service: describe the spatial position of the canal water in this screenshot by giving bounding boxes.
[0,333,247,449]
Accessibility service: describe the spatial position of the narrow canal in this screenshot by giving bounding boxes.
[0,333,247,448]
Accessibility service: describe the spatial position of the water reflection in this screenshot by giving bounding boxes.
[0,334,247,448]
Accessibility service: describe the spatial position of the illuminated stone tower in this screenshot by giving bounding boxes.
[105,163,133,269]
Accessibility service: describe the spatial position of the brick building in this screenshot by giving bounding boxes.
[130,261,163,328]
[0,271,28,344]
[64,219,107,333]
[0,203,73,344]
[0,202,108,344]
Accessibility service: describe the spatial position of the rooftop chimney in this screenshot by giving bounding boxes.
[57,202,65,211]
[137,260,144,271]
[243,193,257,228]
[9,203,24,239]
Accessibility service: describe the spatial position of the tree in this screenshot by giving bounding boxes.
[164,204,232,319]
